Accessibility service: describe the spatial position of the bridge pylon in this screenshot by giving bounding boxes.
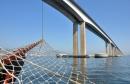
[73,22,78,65]
[80,22,87,57]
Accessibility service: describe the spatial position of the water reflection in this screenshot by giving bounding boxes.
[87,56,130,84]
[105,57,113,71]
[71,58,87,84]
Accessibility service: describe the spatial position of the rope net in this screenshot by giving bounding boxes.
[0,40,95,84]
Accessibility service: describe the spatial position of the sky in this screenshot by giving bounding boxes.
[0,0,130,55]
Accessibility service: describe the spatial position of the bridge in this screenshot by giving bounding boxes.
[0,0,124,84]
[42,0,123,58]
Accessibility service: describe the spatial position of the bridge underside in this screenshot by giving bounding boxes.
[43,0,123,56]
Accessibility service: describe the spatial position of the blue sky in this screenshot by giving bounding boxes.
[0,0,130,55]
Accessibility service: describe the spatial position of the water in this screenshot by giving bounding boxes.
[87,56,130,84]
[15,55,130,84]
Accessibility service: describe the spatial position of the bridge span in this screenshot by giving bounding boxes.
[42,0,123,57]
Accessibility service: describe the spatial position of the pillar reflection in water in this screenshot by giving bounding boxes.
[71,59,78,82]
[79,58,87,84]
[71,58,87,84]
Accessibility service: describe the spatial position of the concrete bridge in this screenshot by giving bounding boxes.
[42,0,123,57]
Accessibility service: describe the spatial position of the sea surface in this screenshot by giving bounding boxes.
[87,56,130,84]
[14,55,130,84]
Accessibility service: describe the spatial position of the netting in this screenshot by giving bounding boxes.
[0,40,95,84]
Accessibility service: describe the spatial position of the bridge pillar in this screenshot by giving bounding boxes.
[116,48,118,56]
[116,49,119,55]
[114,46,116,56]
[105,42,108,55]
[73,22,78,64]
[114,47,116,56]
[107,43,109,56]
[80,22,87,83]
[80,22,87,57]
[108,43,111,56]
[111,44,114,56]
[113,47,115,56]
[111,46,113,56]
[109,43,113,56]
[115,48,117,56]
[112,45,115,56]
[113,46,115,56]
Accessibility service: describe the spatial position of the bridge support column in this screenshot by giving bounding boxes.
[108,43,112,56]
[116,48,118,56]
[112,46,114,56]
[80,22,87,83]
[80,22,87,57]
[113,47,115,56]
[73,22,78,64]
[112,45,115,56]
[117,48,118,56]
[105,42,108,55]
[115,48,117,56]
[114,47,116,56]
[108,43,111,56]
[111,44,114,56]
[107,43,109,56]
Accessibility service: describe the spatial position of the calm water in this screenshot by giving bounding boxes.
[87,56,130,84]
[15,55,130,84]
